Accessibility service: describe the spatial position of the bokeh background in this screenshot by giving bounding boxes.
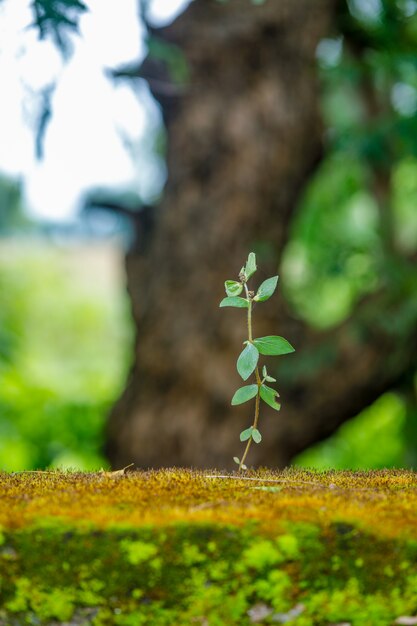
[0,0,416,471]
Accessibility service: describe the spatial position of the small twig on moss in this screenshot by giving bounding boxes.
[206,475,398,492]
[11,470,61,474]
[206,475,323,487]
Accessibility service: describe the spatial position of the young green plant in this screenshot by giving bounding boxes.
[220,252,295,471]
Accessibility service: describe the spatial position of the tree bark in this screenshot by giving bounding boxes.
[106,0,417,470]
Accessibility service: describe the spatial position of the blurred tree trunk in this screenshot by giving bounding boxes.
[106,0,417,469]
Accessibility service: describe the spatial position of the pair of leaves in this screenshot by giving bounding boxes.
[262,365,276,382]
[236,336,294,381]
[232,383,280,411]
[240,426,262,443]
[219,274,279,309]
[222,252,257,302]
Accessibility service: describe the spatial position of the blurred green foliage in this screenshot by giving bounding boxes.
[0,241,132,470]
[0,175,31,235]
[295,393,406,469]
[282,0,417,327]
[281,154,380,328]
[283,0,417,468]
[281,154,417,328]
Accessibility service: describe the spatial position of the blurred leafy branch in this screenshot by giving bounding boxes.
[30,0,87,56]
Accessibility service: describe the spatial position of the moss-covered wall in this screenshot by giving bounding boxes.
[1,469,417,625]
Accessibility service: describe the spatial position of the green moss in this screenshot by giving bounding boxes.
[0,521,417,624]
[121,539,159,565]
[2,469,417,624]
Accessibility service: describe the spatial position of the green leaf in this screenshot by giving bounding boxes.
[252,428,262,443]
[260,384,281,411]
[225,280,243,297]
[241,464,247,470]
[245,252,257,280]
[262,365,277,382]
[253,336,295,356]
[240,427,253,442]
[254,276,278,302]
[233,457,240,465]
[231,385,259,405]
[237,343,259,380]
[219,297,249,308]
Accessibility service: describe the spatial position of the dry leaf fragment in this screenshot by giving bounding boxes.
[99,463,134,478]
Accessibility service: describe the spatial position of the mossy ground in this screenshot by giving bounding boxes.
[1,468,417,625]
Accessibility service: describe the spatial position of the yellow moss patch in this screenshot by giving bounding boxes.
[3,469,417,625]
[1,468,417,539]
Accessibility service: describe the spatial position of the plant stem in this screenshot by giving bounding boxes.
[247,293,253,342]
[239,285,261,472]
[239,366,261,471]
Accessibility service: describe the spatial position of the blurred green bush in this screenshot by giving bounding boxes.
[284,153,417,469]
[294,392,407,469]
[0,240,132,470]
